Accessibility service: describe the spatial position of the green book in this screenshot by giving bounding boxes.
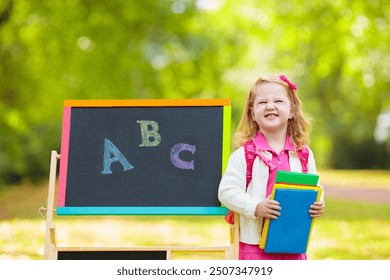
[275,171,319,186]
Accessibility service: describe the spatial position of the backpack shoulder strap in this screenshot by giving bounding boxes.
[243,140,256,191]
[297,146,309,174]
[224,140,256,225]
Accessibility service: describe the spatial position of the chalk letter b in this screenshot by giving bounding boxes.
[170,143,196,170]
[137,120,161,147]
[102,138,134,174]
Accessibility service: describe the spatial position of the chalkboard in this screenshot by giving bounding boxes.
[57,99,231,215]
[57,250,167,260]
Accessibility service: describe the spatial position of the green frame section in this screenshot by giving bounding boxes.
[222,105,231,174]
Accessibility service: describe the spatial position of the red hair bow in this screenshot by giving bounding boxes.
[279,75,297,91]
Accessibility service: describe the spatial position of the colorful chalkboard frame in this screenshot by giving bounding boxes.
[57,99,231,216]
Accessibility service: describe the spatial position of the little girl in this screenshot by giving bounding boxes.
[218,74,325,260]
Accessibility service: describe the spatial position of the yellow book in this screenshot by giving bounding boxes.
[259,183,322,253]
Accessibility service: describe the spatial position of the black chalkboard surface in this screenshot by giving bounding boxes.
[58,250,167,260]
[57,99,231,215]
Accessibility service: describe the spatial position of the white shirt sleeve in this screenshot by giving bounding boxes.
[218,148,261,219]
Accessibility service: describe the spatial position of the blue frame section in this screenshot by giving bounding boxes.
[57,206,228,216]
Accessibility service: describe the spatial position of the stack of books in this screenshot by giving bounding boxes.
[259,171,322,254]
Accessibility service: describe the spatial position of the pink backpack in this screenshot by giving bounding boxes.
[224,139,309,224]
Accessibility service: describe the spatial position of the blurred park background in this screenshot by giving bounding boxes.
[0,0,389,260]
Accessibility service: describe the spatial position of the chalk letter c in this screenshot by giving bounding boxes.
[170,143,196,170]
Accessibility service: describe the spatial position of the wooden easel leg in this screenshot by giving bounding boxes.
[44,151,59,260]
[166,249,172,260]
[229,213,239,260]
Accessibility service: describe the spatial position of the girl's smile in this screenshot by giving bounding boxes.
[265,111,278,119]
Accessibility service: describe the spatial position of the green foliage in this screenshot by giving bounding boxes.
[1,0,389,186]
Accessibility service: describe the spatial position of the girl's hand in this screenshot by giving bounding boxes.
[309,200,325,218]
[255,196,281,220]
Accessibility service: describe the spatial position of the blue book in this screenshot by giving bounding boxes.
[260,184,322,254]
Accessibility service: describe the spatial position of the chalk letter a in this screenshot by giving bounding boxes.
[102,138,134,174]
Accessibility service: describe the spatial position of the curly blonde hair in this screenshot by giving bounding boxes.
[233,75,311,151]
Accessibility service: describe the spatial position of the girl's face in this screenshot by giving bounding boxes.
[251,82,293,134]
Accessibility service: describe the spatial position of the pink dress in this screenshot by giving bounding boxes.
[239,132,307,260]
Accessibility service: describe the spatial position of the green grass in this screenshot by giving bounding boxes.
[318,169,390,189]
[1,170,390,260]
[309,199,390,260]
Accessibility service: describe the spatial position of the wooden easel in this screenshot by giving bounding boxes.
[43,151,239,260]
